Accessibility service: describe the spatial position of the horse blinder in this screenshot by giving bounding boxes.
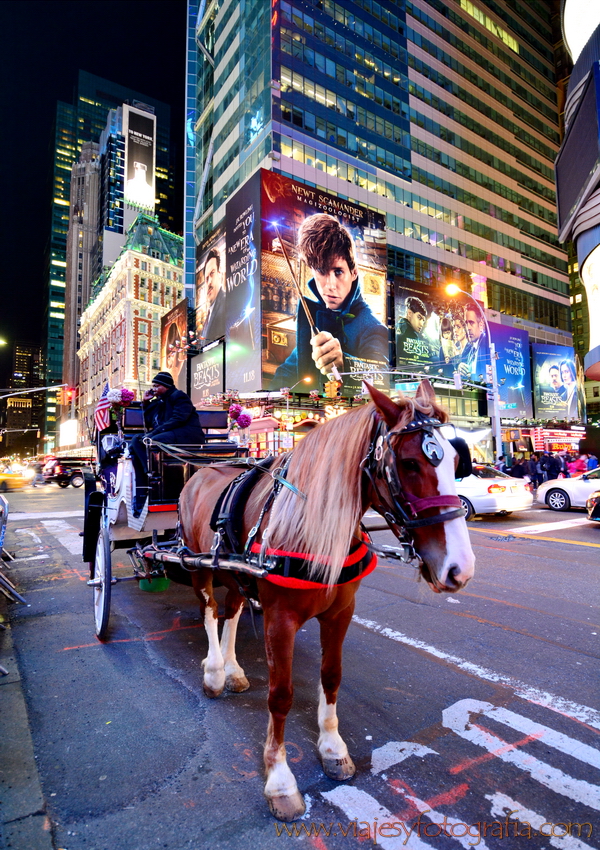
[449,437,472,480]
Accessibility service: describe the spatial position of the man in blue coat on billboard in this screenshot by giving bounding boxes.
[271,214,388,389]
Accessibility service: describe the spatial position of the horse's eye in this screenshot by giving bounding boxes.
[400,459,420,473]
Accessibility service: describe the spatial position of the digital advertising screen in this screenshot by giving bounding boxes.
[123,105,156,210]
[190,341,225,407]
[488,323,533,418]
[224,171,263,391]
[531,343,580,420]
[195,224,226,345]
[260,170,389,393]
[394,280,489,382]
[160,298,188,392]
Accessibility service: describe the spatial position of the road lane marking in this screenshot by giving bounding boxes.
[488,792,595,850]
[444,699,600,810]
[41,520,82,555]
[506,517,590,534]
[8,510,84,522]
[469,527,600,548]
[352,616,600,730]
[15,528,43,545]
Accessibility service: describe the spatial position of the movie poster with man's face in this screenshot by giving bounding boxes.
[394,280,490,382]
[160,298,188,391]
[532,343,579,419]
[259,170,389,393]
[195,224,226,346]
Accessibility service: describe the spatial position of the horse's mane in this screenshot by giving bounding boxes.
[264,392,449,585]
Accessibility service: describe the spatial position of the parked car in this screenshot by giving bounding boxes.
[0,468,28,491]
[42,457,92,488]
[586,490,600,523]
[537,469,600,511]
[455,464,533,520]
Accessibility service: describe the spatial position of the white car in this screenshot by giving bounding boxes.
[537,468,600,511]
[456,464,533,520]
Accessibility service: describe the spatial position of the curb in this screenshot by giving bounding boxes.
[0,588,53,850]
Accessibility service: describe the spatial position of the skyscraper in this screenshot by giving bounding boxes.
[44,71,174,440]
[189,0,572,435]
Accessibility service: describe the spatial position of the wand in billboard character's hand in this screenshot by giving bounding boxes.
[272,223,342,382]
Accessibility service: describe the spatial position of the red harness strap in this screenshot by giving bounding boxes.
[249,534,377,589]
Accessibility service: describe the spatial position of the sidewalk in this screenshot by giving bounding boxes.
[0,581,53,850]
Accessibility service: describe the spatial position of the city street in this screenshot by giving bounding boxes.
[1,483,598,850]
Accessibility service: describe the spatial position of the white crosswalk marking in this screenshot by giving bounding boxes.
[488,792,595,850]
[371,742,437,775]
[507,517,590,534]
[443,699,600,810]
[41,520,82,555]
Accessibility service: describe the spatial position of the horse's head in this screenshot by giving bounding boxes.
[365,381,475,593]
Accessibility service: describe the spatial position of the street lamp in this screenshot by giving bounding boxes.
[446,284,503,462]
[282,376,312,411]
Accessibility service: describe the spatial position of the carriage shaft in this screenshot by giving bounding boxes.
[140,547,268,578]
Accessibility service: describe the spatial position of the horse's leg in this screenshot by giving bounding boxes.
[221,583,249,693]
[317,598,357,781]
[262,606,306,822]
[192,571,226,698]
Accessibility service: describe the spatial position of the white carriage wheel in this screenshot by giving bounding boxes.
[93,518,112,641]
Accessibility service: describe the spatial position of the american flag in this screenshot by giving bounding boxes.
[94,383,111,432]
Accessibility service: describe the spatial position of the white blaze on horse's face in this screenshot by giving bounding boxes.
[412,431,475,593]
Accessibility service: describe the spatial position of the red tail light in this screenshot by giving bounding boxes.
[525,482,533,493]
[487,484,506,494]
[55,465,63,474]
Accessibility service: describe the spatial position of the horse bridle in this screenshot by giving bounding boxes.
[362,410,466,532]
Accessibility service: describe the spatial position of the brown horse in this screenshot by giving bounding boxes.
[178,381,475,821]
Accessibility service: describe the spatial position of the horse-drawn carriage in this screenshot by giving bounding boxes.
[81,381,475,821]
[82,406,251,640]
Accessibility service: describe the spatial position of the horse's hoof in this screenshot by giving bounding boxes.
[225,674,250,692]
[203,683,224,698]
[321,753,356,781]
[266,791,306,822]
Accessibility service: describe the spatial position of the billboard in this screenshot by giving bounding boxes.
[260,170,388,393]
[488,323,532,418]
[223,171,263,391]
[190,341,225,407]
[195,224,226,345]
[160,298,188,391]
[532,344,582,420]
[394,280,489,381]
[123,105,156,210]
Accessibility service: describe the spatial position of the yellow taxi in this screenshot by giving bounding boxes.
[0,467,29,492]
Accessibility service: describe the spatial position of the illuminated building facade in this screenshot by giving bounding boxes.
[77,215,184,441]
[44,71,174,439]
[556,5,600,424]
[189,0,572,434]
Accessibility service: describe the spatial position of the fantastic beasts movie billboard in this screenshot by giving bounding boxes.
[260,170,389,393]
[160,298,188,392]
[531,343,583,420]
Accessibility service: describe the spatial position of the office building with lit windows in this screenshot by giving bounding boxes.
[189,0,574,436]
[77,214,184,442]
[44,71,174,441]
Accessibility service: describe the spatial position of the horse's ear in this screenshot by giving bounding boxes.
[416,379,436,404]
[365,382,401,428]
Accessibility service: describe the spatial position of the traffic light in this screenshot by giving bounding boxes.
[324,380,342,399]
[65,387,76,403]
[56,388,64,405]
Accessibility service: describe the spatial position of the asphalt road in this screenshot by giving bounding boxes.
[1,483,598,850]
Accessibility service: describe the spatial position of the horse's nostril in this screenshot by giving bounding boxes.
[447,564,463,587]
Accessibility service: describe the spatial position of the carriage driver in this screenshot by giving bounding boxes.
[129,371,205,516]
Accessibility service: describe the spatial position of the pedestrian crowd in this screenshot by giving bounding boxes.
[494,451,598,489]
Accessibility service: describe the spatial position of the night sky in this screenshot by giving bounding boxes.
[0,0,187,386]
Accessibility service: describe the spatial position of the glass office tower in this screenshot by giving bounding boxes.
[190,0,571,417]
[44,71,174,439]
